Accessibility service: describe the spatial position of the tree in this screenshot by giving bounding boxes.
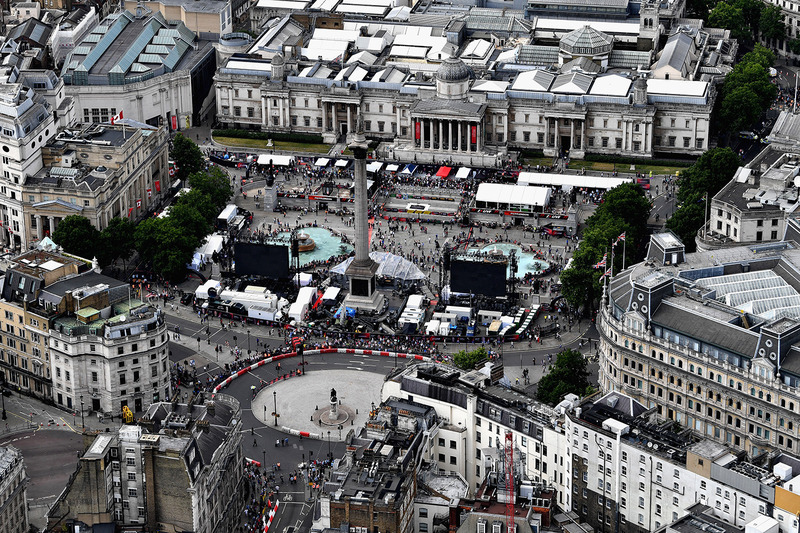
[686,0,714,20]
[168,203,212,243]
[718,85,763,134]
[52,215,101,261]
[134,217,196,283]
[188,167,233,212]
[560,183,651,312]
[171,134,205,183]
[735,0,764,36]
[759,5,786,42]
[453,346,489,370]
[666,147,740,252]
[536,349,592,406]
[100,217,136,268]
[175,188,218,223]
[709,2,750,41]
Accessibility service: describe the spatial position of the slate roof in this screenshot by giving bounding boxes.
[7,18,52,48]
[518,44,559,66]
[649,299,759,357]
[655,32,694,74]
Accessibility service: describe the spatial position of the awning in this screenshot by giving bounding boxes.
[315,158,331,167]
[386,164,399,172]
[335,159,350,168]
[455,167,471,179]
[367,161,383,173]
[401,164,417,175]
[517,171,631,190]
[257,154,294,166]
[435,166,452,178]
[171,179,181,189]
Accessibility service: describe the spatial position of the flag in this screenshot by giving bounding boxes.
[147,188,152,198]
[128,207,134,217]
[155,180,161,192]
[136,199,142,209]
[593,253,607,270]
[110,110,123,125]
[614,232,626,246]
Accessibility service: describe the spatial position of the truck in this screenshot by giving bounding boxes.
[216,204,238,230]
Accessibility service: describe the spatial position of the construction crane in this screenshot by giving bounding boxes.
[505,431,515,533]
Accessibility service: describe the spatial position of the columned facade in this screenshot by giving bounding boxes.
[411,117,486,153]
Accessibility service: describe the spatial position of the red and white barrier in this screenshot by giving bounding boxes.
[212,348,428,396]
[263,498,280,533]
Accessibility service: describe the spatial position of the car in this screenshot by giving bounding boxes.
[181,293,193,306]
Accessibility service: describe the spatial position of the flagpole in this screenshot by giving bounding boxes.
[610,241,614,279]
[704,192,708,239]
[622,236,626,271]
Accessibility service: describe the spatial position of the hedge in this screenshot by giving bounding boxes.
[584,153,695,167]
[212,129,324,145]
[518,149,546,159]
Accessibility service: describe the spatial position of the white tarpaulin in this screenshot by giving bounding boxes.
[315,158,331,167]
[335,159,350,167]
[475,183,551,208]
[367,161,383,172]
[386,164,399,172]
[455,167,471,179]
[517,172,631,189]
[257,154,294,166]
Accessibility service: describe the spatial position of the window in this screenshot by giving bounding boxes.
[419,508,428,518]
[127,472,136,481]
[128,488,137,497]
[119,374,126,385]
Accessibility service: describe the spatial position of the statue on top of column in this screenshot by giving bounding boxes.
[356,111,364,135]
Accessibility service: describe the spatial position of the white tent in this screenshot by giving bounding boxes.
[196,234,224,261]
[386,164,399,172]
[335,159,350,167]
[455,167,472,179]
[517,172,631,189]
[293,272,313,287]
[367,161,383,173]
[475,183,551,208]
[315,158,331,167]
[257,154,294,166]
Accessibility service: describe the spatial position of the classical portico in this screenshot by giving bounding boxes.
[390,57,505,166]
[543,115,588,159]
[320,99,361,143]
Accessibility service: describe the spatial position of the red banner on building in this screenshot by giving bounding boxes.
[147,188,152,198]
[154,180,161,192]
[171,115,178,131]
[128,207,134,217]
[470,125,477,144]
[136,199,142,209]
[415,121,420,140]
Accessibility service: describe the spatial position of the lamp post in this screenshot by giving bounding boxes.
[262,449,266,472]
[327,430,331,460]
[247,329,251,353]
[272,391,278,426]
[79,395,85,429]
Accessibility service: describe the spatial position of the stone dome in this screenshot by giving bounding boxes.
[436,57,471,82]
[272,53,285,65]
[633,77,647,90]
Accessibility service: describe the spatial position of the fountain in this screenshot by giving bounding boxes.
[296,232,316,252]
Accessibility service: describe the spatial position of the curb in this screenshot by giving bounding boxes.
[211,348,429,437]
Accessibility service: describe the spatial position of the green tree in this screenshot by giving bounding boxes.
[734,0,764,36]
[188,167,233,212]
[99,217,136,268]
[686,0,714,20]
[759,4,786,42]
[175,188,218,223]
[666,147,740,252]
[560,183,651,312]
[168,203,212,243]
[134,218,197,283]
[453,346,489,370]
[171,134,205,183]
[718,85,763,134]
[709,1,750,41]
[536,349,592,406]
[51,215,101,262]
[715,46,777,135]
